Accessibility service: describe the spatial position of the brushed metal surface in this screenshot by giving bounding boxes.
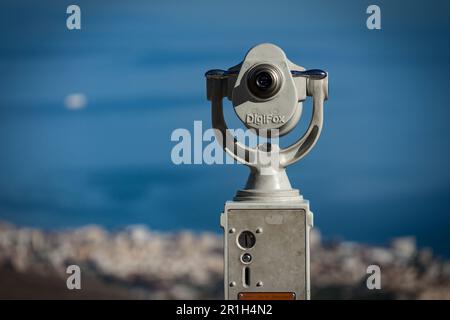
[225,209,307,300]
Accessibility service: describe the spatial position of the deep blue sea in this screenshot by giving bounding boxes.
[1,1,450,257]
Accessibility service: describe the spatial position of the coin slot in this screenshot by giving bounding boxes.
[243,267,251,287]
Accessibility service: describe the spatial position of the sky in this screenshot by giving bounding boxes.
[0,0,450,257]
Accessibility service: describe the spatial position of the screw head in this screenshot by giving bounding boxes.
[241,253,252,264]
[229,281,236,287]
[256,281,264,287]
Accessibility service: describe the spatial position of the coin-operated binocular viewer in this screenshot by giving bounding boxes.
[205,43,328,300]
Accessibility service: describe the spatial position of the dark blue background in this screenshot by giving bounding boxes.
[1,1,449,256]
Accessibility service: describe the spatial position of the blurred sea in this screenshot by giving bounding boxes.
[1,1,450,256]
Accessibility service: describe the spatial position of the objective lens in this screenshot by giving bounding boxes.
[247,64,282,99]
[255,71,273,90]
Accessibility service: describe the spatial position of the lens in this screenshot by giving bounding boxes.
[255,71,273,90]
[247,64,282,99]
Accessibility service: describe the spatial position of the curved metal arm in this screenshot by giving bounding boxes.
[279,78,328,167]
[209,76,328,169]
[211,95,258,167]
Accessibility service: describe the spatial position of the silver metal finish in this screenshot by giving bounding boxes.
[220,201,314,300]
[206,43,329,300]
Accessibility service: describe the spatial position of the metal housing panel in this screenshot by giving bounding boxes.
[224,208,307,300]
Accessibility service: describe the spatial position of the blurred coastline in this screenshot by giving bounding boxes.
[0,220,449,300]
[2,0,450,260]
